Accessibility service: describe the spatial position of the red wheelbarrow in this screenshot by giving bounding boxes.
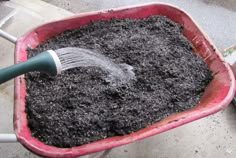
[0,2,235,158]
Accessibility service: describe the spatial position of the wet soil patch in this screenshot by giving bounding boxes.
[25,16,212,147]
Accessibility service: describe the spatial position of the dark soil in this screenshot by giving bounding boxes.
[25,16,212,148]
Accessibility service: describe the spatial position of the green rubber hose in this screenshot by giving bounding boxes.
[0,51,59,84]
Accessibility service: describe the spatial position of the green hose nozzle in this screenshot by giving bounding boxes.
[0,50,61,84]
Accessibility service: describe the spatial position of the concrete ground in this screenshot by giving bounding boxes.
[1,0,236,158]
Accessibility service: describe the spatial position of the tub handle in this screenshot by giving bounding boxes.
[0,29,17,44]
[0,134,17,143]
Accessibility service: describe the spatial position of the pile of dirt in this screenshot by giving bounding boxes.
[25,15,212,147]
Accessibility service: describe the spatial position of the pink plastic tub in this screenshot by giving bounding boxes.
[14,3,235,158]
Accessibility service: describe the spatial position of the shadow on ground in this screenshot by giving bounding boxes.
[201,0,236,11]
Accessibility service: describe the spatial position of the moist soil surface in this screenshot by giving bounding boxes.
[26,16,212,148]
